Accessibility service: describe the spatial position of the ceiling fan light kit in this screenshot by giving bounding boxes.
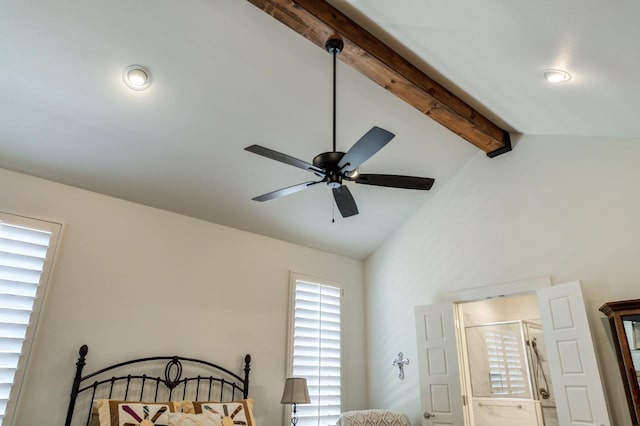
[244,38,435,218]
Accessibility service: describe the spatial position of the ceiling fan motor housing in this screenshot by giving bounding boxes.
[313,151,345,188]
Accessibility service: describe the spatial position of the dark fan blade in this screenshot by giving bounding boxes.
[337,126,395,172]
[350,174,435,190]
[245,145,324,175]
[252,181,322,202]
[332,185,359,218]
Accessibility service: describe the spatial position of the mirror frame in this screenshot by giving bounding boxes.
[600,299,640,424]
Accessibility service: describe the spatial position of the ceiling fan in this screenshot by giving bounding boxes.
[244,38,435,218]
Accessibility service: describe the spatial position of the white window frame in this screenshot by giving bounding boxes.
[286,272,343,426]
[0,211,62,426]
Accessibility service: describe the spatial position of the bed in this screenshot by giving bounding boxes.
[64,344,253,426]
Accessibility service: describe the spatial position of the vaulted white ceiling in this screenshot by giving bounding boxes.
[1,0,638,259]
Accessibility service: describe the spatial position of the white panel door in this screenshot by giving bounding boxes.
[415,304,464,426]
[537,281,612,426]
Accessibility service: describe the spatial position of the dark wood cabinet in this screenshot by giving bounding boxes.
[600,299,640,425]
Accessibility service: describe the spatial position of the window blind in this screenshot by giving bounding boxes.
[486,329,526,396]
[0,220,54,422]
[291,281,341,426]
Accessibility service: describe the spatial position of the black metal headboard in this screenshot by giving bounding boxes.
[65,345,252,426]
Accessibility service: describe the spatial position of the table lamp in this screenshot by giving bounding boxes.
[281,377,310,425]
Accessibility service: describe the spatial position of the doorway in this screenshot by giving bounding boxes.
[458,294,558,426]
[414,280,612,426]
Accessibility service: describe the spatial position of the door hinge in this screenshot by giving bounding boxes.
[462,395,467,406]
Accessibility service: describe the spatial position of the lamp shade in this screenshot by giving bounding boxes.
[281,377,311,404]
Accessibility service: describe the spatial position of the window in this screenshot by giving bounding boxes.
[288,274,341,426]
[0,212,61,424]
[466,322,530,398]
[486,327,526,395]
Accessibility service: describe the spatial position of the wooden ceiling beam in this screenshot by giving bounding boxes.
[246,0,511,157]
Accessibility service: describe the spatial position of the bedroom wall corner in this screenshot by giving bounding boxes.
[0,168,366,426]
[363,135,640,426]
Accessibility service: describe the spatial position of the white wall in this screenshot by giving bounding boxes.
[0,168,366,425]
[364,134,640,426]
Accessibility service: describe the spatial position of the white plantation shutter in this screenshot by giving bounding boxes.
[290,279,341,426]
[486,328,527,396]
[466,322,531,399]
[0,213,60,424]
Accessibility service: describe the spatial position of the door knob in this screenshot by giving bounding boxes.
[423,412,435,419]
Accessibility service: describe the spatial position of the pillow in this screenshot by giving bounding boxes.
[168,412,223,426]
[188,399,256,426]
[95,399,176,426]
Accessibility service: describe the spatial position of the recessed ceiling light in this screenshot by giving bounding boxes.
[123,64,152,91]
[543,69,571,84]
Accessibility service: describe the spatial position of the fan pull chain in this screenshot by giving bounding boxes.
[332,197,336,223]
